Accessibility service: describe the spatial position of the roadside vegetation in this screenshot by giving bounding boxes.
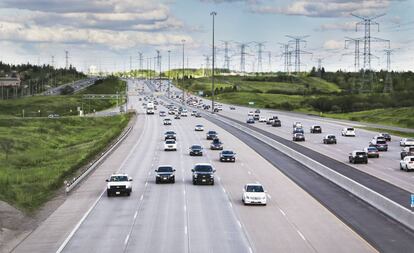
[0,115,131,212]
[0,76,126,118]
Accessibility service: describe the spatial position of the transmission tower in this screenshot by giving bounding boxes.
[138,52,143,70]
[286,35,311,73]
[352,13,390,70]
[51,55,55,68]
[203,55,211,76]
[383,48,396,93]
[221,40,232,70]
[253,42,266,72]
[278,43,290,73]
[65,50,69,69]
[267,51,272,72]
[345,37,362,72]
[234,42,252,73]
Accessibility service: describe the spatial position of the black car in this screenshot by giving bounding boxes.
[192,163,215,185]
[255,109,261,114]
[164,131,176,140]
[219,150,236,162]
[195,112,202,117]
[349,151,368,164]
[230,106,236,110]
[310,125,322,134]
[206,130,218,140]
[272,119,281,127]
[369,139,388,151]
[400,146,414,159]
[174,114,181,119]
[293,133,305,141]
[253,114,260,121]
[155,165,175,184]
[379,133,392,141]
[246,117,255,124]
[210,138,223,150]
[189,145,203,156]
[214,108,220,112]
[293,127,304,134]
[323,134,337,144]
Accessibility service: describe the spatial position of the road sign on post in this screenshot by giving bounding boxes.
[248,102,255,105]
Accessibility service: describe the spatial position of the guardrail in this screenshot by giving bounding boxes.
[65,125,133,193]
[207,112,414,231]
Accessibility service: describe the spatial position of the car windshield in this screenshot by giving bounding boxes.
[191,145,202,150]
[166,140,175,144]
[347,128,355,131]
[246,185,264,192]
[377,141,386,144]
[356,152,366,156]
[314,126,321,128]
[194,165,213,172]
[367,147,378,151]
[157,166,173,172]
[196,125,203,127]
[208,131,217,135]
[110,175,128,182]
[327,135,335,139]
[222,150,233,154]
[165,131,175,135]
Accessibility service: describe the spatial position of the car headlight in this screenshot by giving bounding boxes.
[194,173,198,178]
[156,174,160,177]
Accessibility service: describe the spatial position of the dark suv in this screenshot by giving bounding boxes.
[164,130,176,140]
[210,138,223,150]
[272,119,281,127]
[310,125,322,133]
[323,134,337,144]
[155,165,175,184]
[192,163,215,185]
[219,150,236,162]
[189,145,203,156]
[206,130,218,140]
[349,150,368,164]
[369,139,388,151]
[401,146,414,159]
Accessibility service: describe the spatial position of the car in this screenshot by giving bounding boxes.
[293,127,304,134]
[164,130,176,140]
[255,109,261,114]
[378,133,391,141]
[168,110,174,115]
[174,114,181,119]
[364,147,380,158]
[248,111,254,116]
[163,118,172,125]
[272,119,281,127]
[230,106,236,110]
[369,139,388,151]
[400,146,414,159]
[349,150,368,164]
[181,110,188,117]
[210,138,223,150]
[293,122,302,128]
[192,163,215,185]
[219,150,236,162]
[310,125,322,134]
[189,145,203,156]
[155,165,175,184]
[266,117,274,125]
[48,113,60,118]
[293,133,305,141]
[206,130,218,140]
[400,156,414,171]
[242,183,267,205]
[253,114,260,121]
[195,112,202,118]
[191,110,197,116]
[259,116,267,122]
[214,108,220,113]
[246,117,255,124]
[400,138,414,147]
[106,174,133,197]
[159,111,166,117]
[164,140,177,151]
[323,134,337,144]
[342,127,356,137]
[195,124,204,131]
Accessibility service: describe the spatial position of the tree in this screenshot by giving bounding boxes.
[0,138,14,160]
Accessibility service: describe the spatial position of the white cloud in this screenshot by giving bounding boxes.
[316,22,355,31]
[323,39,343,49]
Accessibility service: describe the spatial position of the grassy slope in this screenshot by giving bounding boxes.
[0,114,131,212]
[0,77,126,117]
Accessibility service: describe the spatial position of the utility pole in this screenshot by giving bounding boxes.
[286,35,311,73]
[168,50,171,98]
[182,39,185,105]
[211,11,217,113]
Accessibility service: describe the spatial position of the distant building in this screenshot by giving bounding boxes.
[0,73,21,87]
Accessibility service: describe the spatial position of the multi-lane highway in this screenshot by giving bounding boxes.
[12,79,387,253]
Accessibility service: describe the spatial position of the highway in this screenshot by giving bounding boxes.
[12,79,379,253]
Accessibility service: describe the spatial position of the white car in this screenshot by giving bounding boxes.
[106,174,133,197]
[248,111,254,116]
[242,183,267,205]
[163,118,172,125]
[341,127,356,137]
[400,156,414,171]
[164,140,177,151]
[181,110,188,117]
[293,122,303,128]
[195,124,204,131]
[259,116,267,122]
[400,138,414,147]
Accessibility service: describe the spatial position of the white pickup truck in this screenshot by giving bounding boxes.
[106,174,133,197]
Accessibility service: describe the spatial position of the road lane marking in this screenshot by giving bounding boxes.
[184,226,188,235]
[267,194,272,199]
[134,211,138,220]
[247,171,251,175]
[145,182,148,187]
[237,220,242,228]
[279,209,286,216]
[124,234,130,245]
[222,188,226,193]
[140,195,144,201]
[183,189,186,195]
[249,247,253,253]
[297,230,306,241]
[184,205,187,212]
[229,202,233,208]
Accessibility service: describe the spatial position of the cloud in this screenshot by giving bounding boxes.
[316,22,355,31]
[250,0,397,18]
[323,39,343,49]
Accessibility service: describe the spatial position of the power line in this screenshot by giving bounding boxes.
[253,41,266,72]
[286,35,311,73]
[345,37,362,72]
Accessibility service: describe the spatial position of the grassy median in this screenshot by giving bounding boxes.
[0,114,131,212]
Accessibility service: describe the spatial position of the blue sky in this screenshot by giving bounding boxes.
[0,0,413,72]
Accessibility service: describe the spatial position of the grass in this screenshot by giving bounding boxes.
[324,107,414,129]
[0,77,126,117]
[0,114,131,212]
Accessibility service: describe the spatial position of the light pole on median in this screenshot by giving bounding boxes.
[168,50,171,98]
[210,11,217,113]
[182,39,185,105]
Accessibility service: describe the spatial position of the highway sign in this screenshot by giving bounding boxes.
[248,102,255,105]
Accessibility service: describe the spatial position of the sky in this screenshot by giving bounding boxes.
[0,0,413,73]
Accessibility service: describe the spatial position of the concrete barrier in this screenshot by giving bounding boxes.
[209,113,414,231]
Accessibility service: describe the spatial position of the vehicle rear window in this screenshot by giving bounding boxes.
[110,176,128,182]
[158,167,173,172]
[246,185,264,192]
[377,141,386,144]
[194,165,213,172]
[368,147,377,151]
[347,128,354,131]
[166,140,175,144]
[192,145,202,149]
[410,158,414,162]
[356,152,366,156]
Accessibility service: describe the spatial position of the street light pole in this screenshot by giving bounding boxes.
[168,50,171,98]
[210,11,217,113]
[182,39,185,105]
